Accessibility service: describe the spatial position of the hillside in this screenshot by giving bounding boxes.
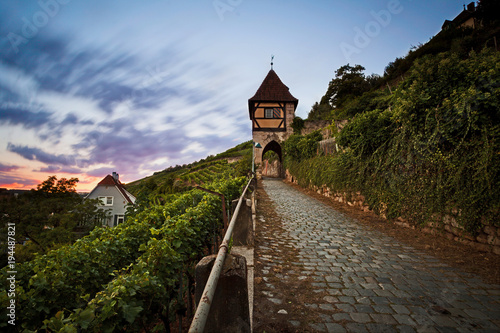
[125,140,252,199]
[282,5,500,244]
[306,0,500,122]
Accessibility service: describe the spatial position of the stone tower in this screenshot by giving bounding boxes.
[248,69,298,177]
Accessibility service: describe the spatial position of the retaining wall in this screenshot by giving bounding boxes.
[285,170,500,255]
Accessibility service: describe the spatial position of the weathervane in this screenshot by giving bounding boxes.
[271,55,274,69]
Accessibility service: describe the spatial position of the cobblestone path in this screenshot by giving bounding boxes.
[253,179,500,333]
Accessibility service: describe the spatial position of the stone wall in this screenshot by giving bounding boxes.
[285,170,500,255]
[301,120,332,137]
[301,119,348,138]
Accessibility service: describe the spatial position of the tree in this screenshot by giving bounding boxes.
[477,0,500,26]
[307,98,332,121]
[0,176,108,263]
[36,175,79,194]
[308,64,374,120]
[327,64,370,109]
[291,116,305,134]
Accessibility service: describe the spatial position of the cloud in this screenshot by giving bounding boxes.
[0,107,53,129]
[0,62,40,101]
[0,173,39,188]
[0,163,20,172]
[0,18,253,185]
[34,165,82,174]
[7,143,77,166]
[35,165,62,173]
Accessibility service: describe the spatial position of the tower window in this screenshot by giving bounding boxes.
[265,108,281,119]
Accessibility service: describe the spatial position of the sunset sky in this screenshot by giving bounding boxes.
[1,0,465,191]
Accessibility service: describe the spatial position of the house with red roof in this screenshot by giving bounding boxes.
[85,172,136,227]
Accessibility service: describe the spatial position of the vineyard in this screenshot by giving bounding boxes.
[179,160,232,185]
[126,141,252,202]
[1,158,250,331]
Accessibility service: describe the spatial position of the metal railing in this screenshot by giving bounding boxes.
[188,177,253,332]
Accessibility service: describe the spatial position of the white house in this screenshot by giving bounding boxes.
[86,172,136,227]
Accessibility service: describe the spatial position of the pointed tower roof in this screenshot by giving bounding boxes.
[248,69,298,118]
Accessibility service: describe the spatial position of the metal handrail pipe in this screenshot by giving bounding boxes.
[189,178,253,333]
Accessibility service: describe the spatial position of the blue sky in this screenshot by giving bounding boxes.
[0,0,464,191]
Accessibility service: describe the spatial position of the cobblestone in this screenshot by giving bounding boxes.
[254,179,500,331]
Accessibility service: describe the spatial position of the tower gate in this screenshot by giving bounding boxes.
[248,68,299,178]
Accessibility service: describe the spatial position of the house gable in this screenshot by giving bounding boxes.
[85,173,136,227]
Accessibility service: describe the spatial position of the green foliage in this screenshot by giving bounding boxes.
[234,152,252,177]
[179,160,233,186]
[0,177,108,259]
[309,64,384,121]
[262,150,279,164]
[337,109,396,157]
[40,177,247,332]
[291,116,305,134]
[283,131,324,163]
[126,140,252,199]
[336,89,392,120]
[327,64,371,109]
[307,98,332,121]
[36,176,79,194]
[286,49,500,235]
[210,140,253,160]
[0,171,247,331]
[383,3,500,86]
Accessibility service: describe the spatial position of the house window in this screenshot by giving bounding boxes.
[99,196,113,206]
[265,108,281,119]
[114,215,125,226]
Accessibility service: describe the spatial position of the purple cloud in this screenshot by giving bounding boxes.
[34,165,82,174]
[0,108,52,129]
[0,163,20,172]
[0,173,38,187]
[7,143,77,166]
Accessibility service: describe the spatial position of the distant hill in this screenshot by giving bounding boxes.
[125,140,252,198]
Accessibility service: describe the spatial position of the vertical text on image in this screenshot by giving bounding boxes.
[6,222,16,326]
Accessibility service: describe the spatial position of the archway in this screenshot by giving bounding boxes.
[260,140,284,178]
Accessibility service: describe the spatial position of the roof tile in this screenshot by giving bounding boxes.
[249,69,298,103]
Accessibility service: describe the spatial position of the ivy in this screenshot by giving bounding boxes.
[285,49,500,234]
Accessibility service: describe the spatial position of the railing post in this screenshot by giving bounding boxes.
[189,178,253,333]
[194,254,250,333]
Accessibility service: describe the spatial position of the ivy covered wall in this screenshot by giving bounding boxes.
[283,50,500,243]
